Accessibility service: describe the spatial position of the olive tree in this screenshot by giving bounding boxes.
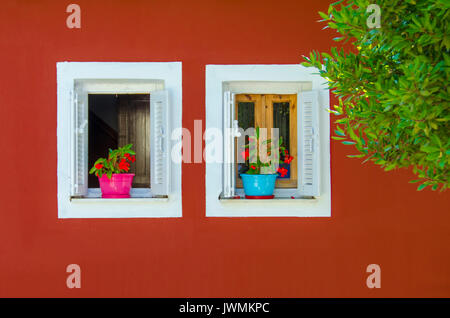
[302,0,449,191]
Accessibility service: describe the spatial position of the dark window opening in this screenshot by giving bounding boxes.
[88,94,150,189]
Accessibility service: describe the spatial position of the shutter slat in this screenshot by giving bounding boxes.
[71,84,88,197]
[298,91,320,196]
[222,91,236,198]
[150,90,170,196]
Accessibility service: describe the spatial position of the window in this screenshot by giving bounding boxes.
[206,65,331,217]
[234,93,298,189]
[57,62,182,218]
[71,80,169,199]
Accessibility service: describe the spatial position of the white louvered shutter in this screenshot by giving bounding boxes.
[71,83,88,197]
[223,91,236,198]
[298,91,320,196]
[150,90,170,196]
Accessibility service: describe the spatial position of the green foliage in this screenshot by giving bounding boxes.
[89,144,136,179]
[302,0,449,191]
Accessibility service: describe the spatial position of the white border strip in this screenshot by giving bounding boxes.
[57,62,182,218]
[205,64,331,217]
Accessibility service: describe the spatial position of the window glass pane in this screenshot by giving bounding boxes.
[237,102,254,130]
[237,101,255,176]
[273,102,291,179]
[273,102,290,152]
[88,94,150,188]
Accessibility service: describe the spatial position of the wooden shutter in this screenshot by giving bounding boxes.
[150,90,170,196]
[298,91,320,196]
[223,91,236,198]
[118,95,151,188]
[71,84,88,197]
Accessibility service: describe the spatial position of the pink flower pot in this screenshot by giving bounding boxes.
[98,173,134,198]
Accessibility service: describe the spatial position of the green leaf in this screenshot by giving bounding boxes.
[385,164,397,171]
[417,183,428,191]
[421,145,440,153]
[347,154,365,158]
[319,11,329,21]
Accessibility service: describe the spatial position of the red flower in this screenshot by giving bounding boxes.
[95,163,103,169]
[250,165,256,170]
[118,159,130,172]
[124,153,136,163]
[284,149,289,155]
[241,149,249,160]
[284,155,293,164]
[277,167,288,178]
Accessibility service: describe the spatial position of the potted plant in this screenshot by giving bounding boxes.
[239,127,294,199]
[89,144,136,198]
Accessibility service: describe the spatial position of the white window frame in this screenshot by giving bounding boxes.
[57,62,182,218]
[205,65,331,217]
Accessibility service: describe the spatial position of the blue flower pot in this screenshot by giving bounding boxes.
[240,173,277,197]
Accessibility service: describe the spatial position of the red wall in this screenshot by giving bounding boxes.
[0,0,449,297]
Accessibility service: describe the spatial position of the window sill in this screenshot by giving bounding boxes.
[70,188,169,204]
[76,188,161,200]
[59,191,181,219]
[206,193,330,218]
[219,195,316,203]
[70,196,169,204]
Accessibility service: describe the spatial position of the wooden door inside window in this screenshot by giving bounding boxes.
[118,94,151,188]
[235,94,298,188]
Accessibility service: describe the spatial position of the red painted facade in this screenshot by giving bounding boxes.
[0,0,449,297]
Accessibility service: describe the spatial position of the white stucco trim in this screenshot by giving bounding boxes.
[57,62,182,218]
[205,64,331,217]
